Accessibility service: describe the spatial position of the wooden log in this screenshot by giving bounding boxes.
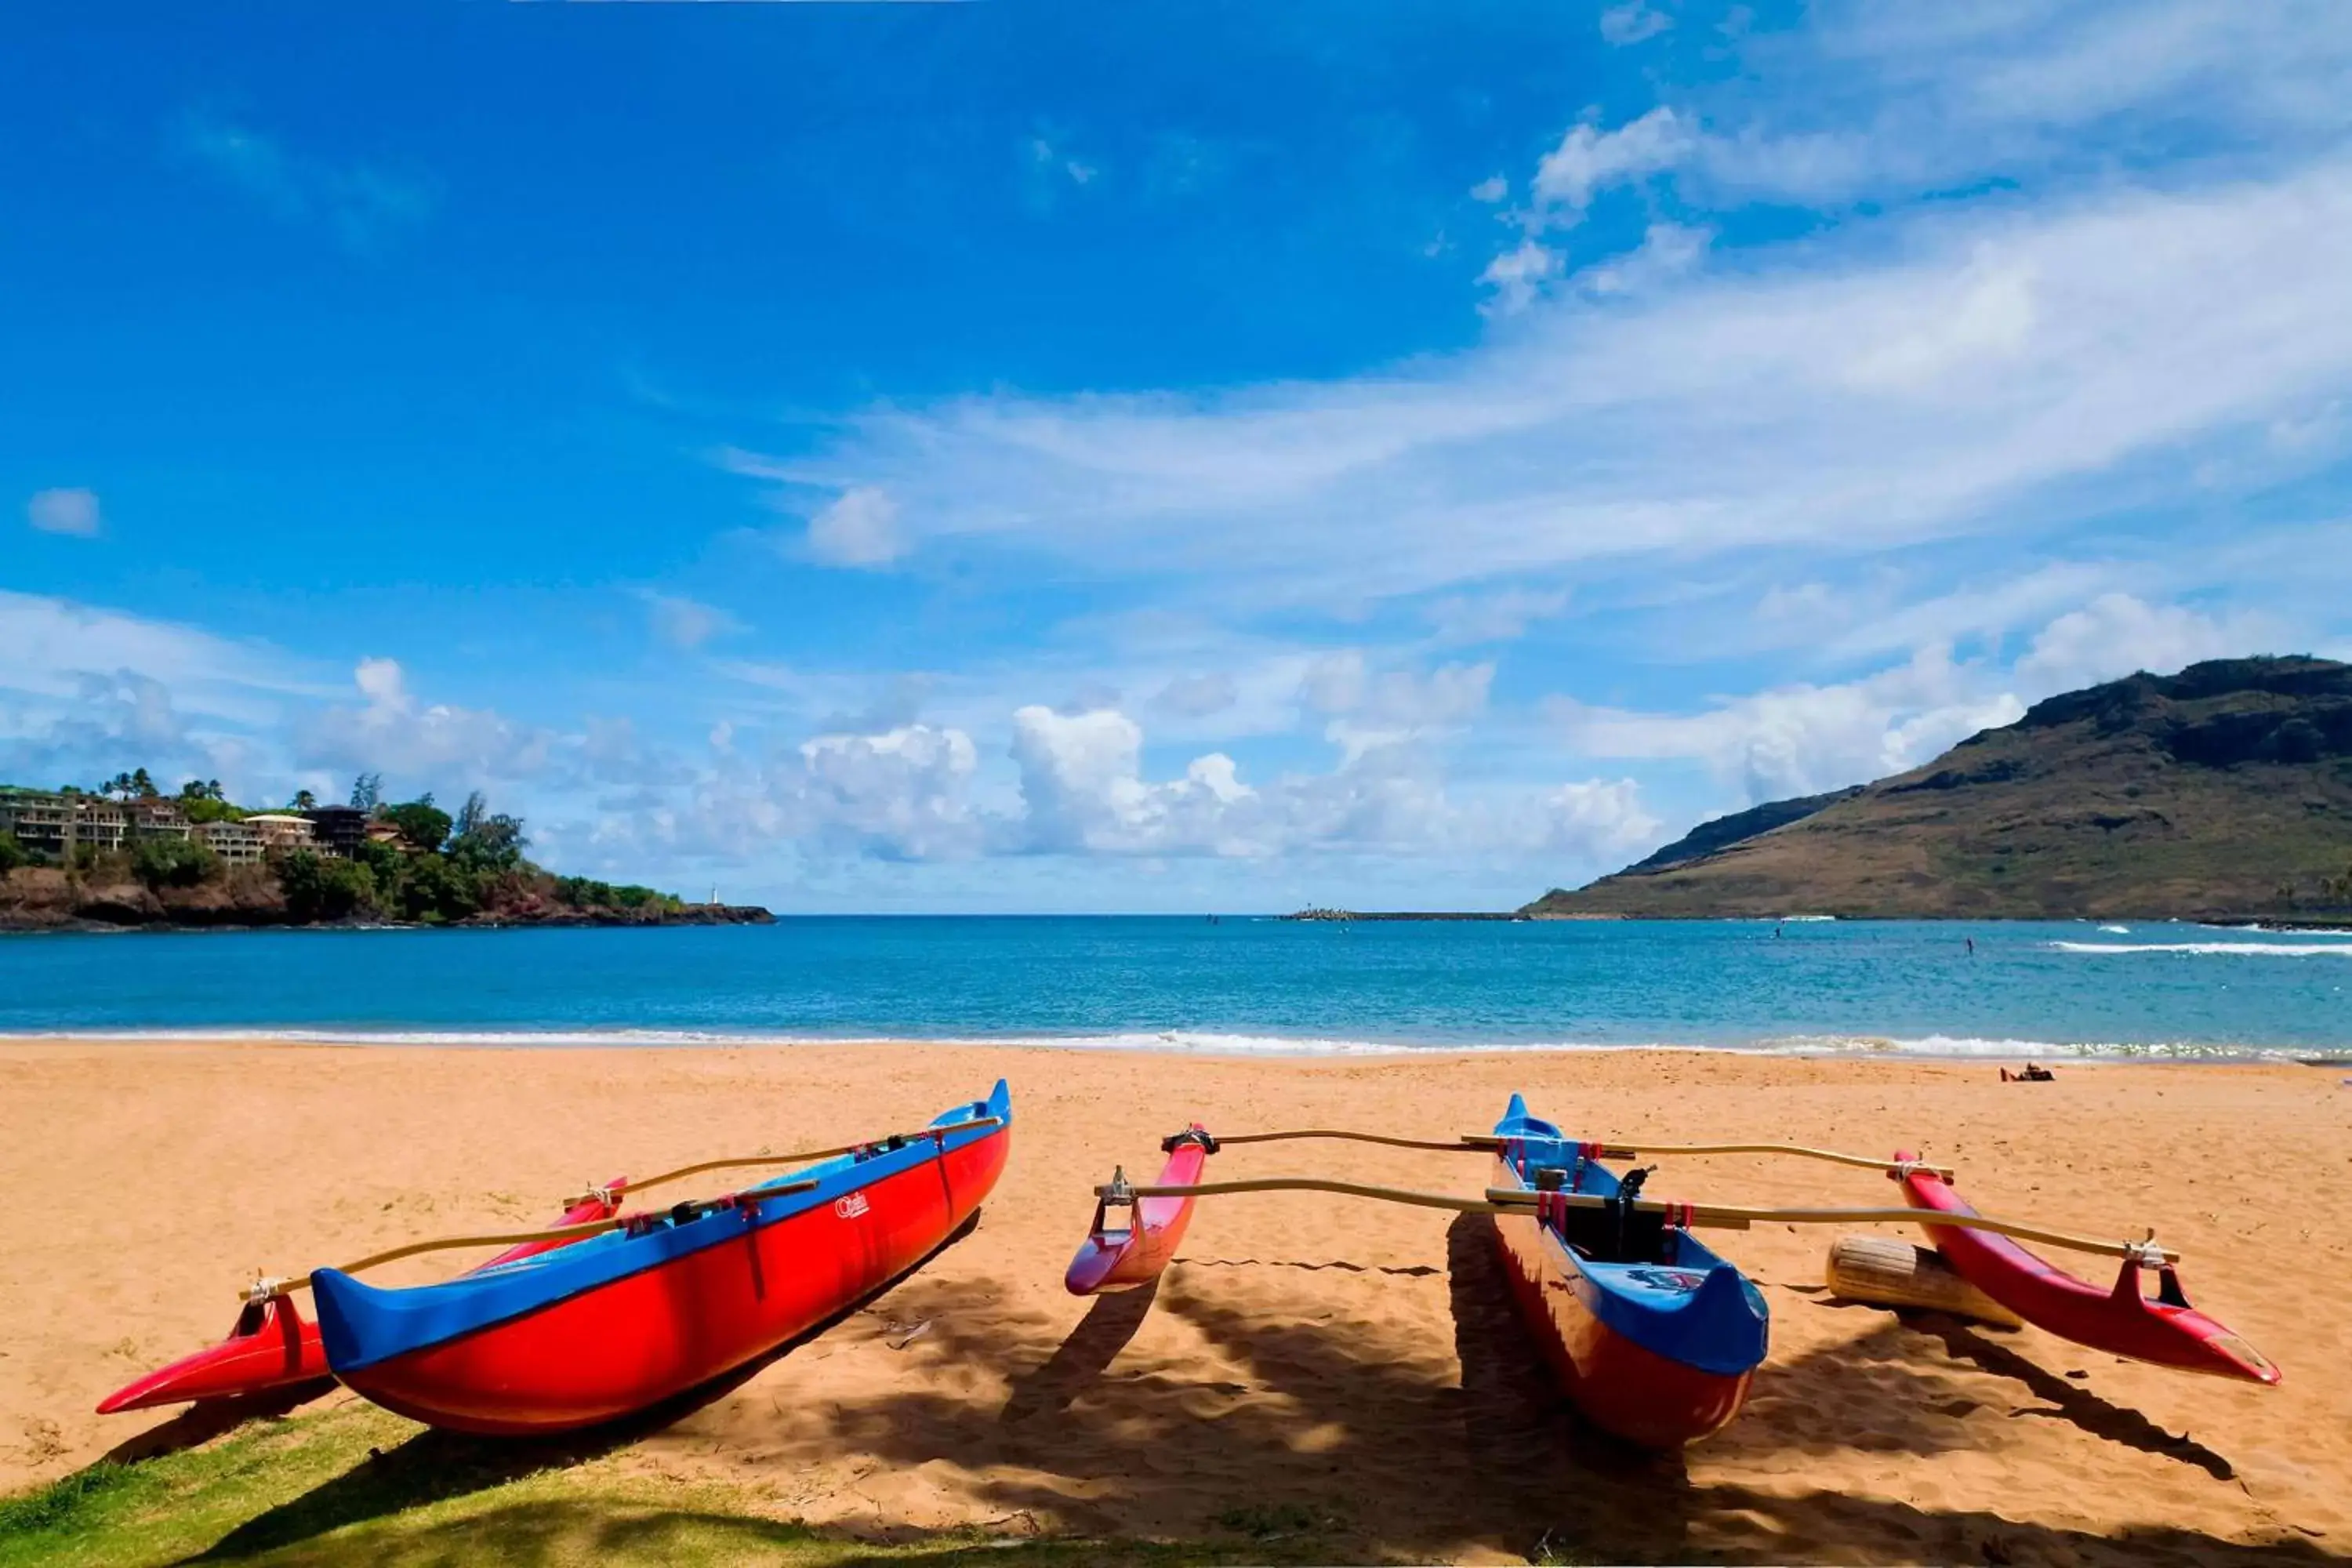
[1824,1234,2024,1327]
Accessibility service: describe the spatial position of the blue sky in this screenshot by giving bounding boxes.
[6,2,2351,912]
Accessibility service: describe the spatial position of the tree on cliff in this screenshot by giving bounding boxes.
[448,791,527,872]
[382,797,452,854]
[277,851,376,922]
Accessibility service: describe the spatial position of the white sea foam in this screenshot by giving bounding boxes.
[2052,941,2352,958]
[2096,924,2131,934]
[0,1025,2280,1061]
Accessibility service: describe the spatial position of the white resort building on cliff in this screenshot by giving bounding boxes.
[241,814,318,853]
[195,819,267,866]
[0,791,358,866]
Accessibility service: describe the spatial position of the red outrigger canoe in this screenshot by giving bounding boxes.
[311,1084,1010,1435]
[1068,1102,1769,1450]
[98,1183,628,1415]
[1893,1151,2278,1385]
[1065,1127,1214,1294]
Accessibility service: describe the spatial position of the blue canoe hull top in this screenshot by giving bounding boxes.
[1490,1093,1768,1446]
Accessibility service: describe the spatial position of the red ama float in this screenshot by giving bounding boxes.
[310,1083,1010,1435]
[97,1184,627,1415]
[1064,1125,1214,1294]
[1893,1150,2278,1385]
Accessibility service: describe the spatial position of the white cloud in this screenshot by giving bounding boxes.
[1556,644,2026,803]
[1575,221,1710,296]
[27,488,101,537]
[1011,706,1261,855]
[0,672,186,789]
[0,590,310,720]
[299,658,554,782]
[2015,593,2266,696]
[1599,2,1671,46]
[805,486,906,568]
[1001,700,1649,866]
[640,590,743,649]
[1809,562,2120,662]
[1528,778,1661,857]
[1531,107,1693,216]
[1622,3,2352,212]
[1152,672,1239,719]
[1478,237,1562,314]
[794,724,982,860]
[1553,589,2281,810]
[1468,175,1509,203]
[751,159,2352,616]
[1299,655,1493,729]
[1423,586,1570,646]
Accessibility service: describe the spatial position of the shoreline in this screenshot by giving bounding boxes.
[3,1036,2343,1560]
[0,1025,2339,1061]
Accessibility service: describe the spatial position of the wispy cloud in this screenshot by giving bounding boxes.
[26,488,101,538]
[1551,593,2273,806]
[1674,0,2352,208]
[172,113,434,252]
[1599,2,1672,47]
[739,160,2352,615]
[638,590,746,650]
[803,485,906,568]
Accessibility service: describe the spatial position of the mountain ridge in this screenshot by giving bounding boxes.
[1525,656,2352,920]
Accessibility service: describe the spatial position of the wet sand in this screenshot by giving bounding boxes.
[2,1039,2346,1563]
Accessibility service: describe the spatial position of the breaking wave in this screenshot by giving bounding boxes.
[0,1025,2275,1061]
[2052,941,2352,958]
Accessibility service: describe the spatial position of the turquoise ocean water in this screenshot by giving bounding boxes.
[2,917,2348,1058]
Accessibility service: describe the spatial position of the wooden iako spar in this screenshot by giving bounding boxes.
[241,1116,1007,1301]
[1096,1174,2180,1264]
[564,1117,1006,1207]
[1207,1127,1954,1180]
[1071,1103,2269,1447]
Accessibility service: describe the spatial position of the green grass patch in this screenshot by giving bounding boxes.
[0,1403,1359,1566]
[0,1463,141,1539]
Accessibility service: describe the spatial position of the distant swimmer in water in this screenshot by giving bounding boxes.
[1965,936,1975,956]
[1774,923,1784,938]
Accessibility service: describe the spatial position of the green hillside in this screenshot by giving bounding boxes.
[1526,657,2352,920]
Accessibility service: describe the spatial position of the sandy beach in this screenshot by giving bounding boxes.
[2,1038,2347,1564]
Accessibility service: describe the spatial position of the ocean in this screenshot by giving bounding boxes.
[3,916,2348,1059]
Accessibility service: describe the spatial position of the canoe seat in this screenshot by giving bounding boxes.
[1533,1163,1678,1265]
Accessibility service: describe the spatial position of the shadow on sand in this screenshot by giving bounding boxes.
[109,1196,2339,1566]
[1000,1280,1160,1425]
[1922,1318,2238,1479]
[1172,1255,1442,1278]
[757,1210,2342,1564]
